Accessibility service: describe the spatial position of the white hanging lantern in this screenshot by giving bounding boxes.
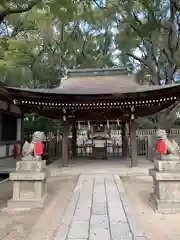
[107,120,109,129]
[78,121,81,130]
[88,121,91,130]
[131,106,135,120]
[63,108,66,121]
[117,118,120,126]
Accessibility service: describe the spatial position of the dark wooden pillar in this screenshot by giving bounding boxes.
[72,120,77,158]
[62,121,69,167]
[129,120,138,167]
[21,114,24,151]
[121,120,128,158]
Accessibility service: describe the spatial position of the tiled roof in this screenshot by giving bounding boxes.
[58,75,139,94]
[5,68,180,96]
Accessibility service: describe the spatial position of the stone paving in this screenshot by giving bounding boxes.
[54,174,147,240]
[49,159,153,178]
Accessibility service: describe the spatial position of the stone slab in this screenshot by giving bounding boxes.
[105,181,127,222]
[16,160,46,171]
[7,194,47,210]
[9,171,47,181]
[55,174,146,240]
[156,154,179,161]
[149,169,180,180]
[73,208,91,221]
[149,193,180,213]
[114,174,125,192]
[89,229,110,240]
[110,221,133,240]
[153,178,180,201]
[68,221,89,239]
[54,192,79,240]
[120,193,146,238]
[92,202,107,215]
[154,159,180,172]
[90,215,110,240]
[90,215,109,229]
[134,238,147,240]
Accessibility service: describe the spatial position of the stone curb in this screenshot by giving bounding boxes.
[114,174,147,239]
[50,170,150,177]
[54,176,82,240]
[0,178,9,184]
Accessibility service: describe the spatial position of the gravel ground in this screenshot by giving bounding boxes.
[122,176,180,240]
[0,175,78,240]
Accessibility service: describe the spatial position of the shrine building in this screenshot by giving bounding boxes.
[1,68,180,167]
[0,82,22,168]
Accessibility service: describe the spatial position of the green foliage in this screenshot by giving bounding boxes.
[24,115,61,136]
[0,0,117,87]
[0,0,180,130]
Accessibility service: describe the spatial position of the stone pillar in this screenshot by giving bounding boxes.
[72,121,77,158]
[16,118,22,141]
[149,155,180,213]
[62,120,69,167]
[21,115,24,151]
[129,120,138,167]
[121,120,128,158]
[0,114,2,140]
[7,160,47,210]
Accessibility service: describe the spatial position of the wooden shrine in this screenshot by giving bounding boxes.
[1,68,180,167]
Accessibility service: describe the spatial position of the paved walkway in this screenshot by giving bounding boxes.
[55,174,147,240]
[49,159,153,177]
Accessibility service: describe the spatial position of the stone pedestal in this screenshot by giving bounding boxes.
[149,157,180,213]
[7,160,47,210]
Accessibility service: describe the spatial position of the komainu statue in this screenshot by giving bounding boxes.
[155,129,180,158]
[22,131,45,161]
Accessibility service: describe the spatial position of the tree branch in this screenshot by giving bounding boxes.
[29,45,46,88]
[162,49,173,65]
[170,0,180,12]
[0,0,41,24]
[126,52,145,64]
[92,0,106,9]
[175,14,180,50]
[132,12,142,26]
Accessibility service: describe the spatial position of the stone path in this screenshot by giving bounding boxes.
[54,174,147,240]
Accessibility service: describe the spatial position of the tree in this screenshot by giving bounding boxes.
[24,114,61,133]
[3,0,180,131]
[108,0,180,130]
[0,0,41,24]
[112,0,180,85]
[0,0,117,88]
[0,0,118,133]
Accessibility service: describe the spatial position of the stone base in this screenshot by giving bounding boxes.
[155,154,179,161]
[7,194,47,211]
[154,159,180,172]
[7,160,48,211]
[149,168,180,181]
[149,193,180,214]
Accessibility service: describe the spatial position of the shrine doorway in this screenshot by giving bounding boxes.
[69,121,123,160]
